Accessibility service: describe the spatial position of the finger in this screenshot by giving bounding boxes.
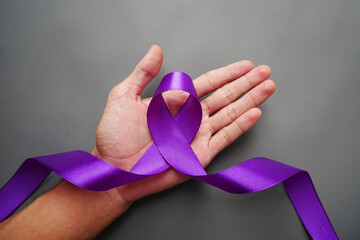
[124,45,163,95]
[209,80,275,133]
[209,108,262,159]
[193,60,253,99]
[202,65,271,116]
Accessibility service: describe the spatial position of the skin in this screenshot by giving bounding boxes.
[0,45,276,239]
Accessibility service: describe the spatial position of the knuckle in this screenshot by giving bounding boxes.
[234,119,245,134]
[220,130,232,145]
[243,75,254,88]
[223,66,234,80]
[246,93,257,107]
[221,86,236,103]
[204,72,216,89]
[225,106,238,122]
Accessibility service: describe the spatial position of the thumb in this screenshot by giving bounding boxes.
[124,45,163,95]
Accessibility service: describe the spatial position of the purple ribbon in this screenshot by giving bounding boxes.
[0,72,338,239]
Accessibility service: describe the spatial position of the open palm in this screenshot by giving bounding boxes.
[92,46,275,203]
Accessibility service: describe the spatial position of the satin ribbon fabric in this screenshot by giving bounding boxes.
[0,72,338,239]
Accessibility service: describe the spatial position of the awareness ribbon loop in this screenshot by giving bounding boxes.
[0,72,338,239]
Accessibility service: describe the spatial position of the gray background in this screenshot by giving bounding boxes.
[0,0,359,239]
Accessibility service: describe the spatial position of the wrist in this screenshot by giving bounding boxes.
[56,178,131,216]
[45,148,135,234]
[46,178,131,238]
[89,148,135,207]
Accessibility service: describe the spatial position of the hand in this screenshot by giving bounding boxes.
[92,45,276,203]
[0,45,276,239]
